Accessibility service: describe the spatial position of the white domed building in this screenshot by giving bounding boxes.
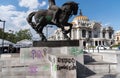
[49,10,114,48]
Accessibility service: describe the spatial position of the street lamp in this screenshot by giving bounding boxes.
[0,19,6,54]
[9,30,14,41]
[46,25,53,39]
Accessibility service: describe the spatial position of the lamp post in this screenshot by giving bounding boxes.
[46,25,53,39]
[0,19,6,53]
[9,30,14,41]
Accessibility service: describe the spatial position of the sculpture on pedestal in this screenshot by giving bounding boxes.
[27,0,78,41]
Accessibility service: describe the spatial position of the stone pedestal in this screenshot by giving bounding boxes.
[19,40,84,78]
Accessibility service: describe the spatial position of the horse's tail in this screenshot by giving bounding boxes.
[26,12,36,27]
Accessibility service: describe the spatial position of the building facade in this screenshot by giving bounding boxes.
[114,30,120,45]
[49,10,114,48]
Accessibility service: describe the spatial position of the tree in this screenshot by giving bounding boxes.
[0,28,3,38]
[0,29,32,43]
[15,29,32,42]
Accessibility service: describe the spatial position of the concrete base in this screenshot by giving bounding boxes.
[20,46,84,78]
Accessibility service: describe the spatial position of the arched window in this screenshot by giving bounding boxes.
[83,41,86,49]
[109,32,112,39]
[88,31,92,38]
[82,29,86,38]
[99,41,101,45]
[117,37,119,41]
[95,41,98,46]
[102,32,105,38]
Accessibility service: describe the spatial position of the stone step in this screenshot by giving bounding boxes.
[84,53,103,64]
[0,76,51,78]
[86,73,120,78]
[85,61,117,75]
[1,71,51,76]
[0,58,49,67]
[1,64,51,76]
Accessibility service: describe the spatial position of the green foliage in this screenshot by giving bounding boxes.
[15,29,32,42]
[112,44,120,48]
[0,29,32,43]
[0,28,3,38]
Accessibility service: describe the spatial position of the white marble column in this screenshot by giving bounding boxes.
[100,31,102,38]
[86,31,89,38]
[77,28,80,39]
[71,29,73,40]
[105,30,109,39]
[79,29,82,39]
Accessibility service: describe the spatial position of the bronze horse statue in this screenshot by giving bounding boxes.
[27,1,78,41]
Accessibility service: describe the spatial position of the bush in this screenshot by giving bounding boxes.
[111,44,120,48]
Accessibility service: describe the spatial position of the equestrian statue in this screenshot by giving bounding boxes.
[26,0,79,41]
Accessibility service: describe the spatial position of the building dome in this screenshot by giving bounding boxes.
[73,10,89,21]
[73,16,89,21]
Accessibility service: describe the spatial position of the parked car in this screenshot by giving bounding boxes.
[96,45,110,50]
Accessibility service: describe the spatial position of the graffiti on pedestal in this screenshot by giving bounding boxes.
[29,65,38,73]
[31,50,44,59]
[69,47,83,56]
[48,55,76,71]
[57,57,76,70]
[31,48,48,59]
[20,48,48,60]
[28,65,50,74]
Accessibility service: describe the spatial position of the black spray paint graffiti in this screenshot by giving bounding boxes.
[57,65,76,70]
[57,58,75,63]
[57,58,76,70]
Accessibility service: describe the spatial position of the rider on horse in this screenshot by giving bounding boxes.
[48,0,60,24]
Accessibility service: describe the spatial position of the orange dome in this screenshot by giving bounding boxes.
[73,9,89,21]
[73,16,89,21]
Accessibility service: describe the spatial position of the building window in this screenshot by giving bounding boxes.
[99,41,101,45]
[58,36,60,40]
[83,41,86,49]
[109,32,112,39]
[117,37,119,41]
[88,31,92,38]
[82,30,86,38]
[78,22,81,25]
[102,32,105,38]
[81,23,85,26]
[94,34,98,38]
[95,41,98,46]
[102,41,104,45]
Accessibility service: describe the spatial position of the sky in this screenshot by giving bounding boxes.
[0,0,120,39]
